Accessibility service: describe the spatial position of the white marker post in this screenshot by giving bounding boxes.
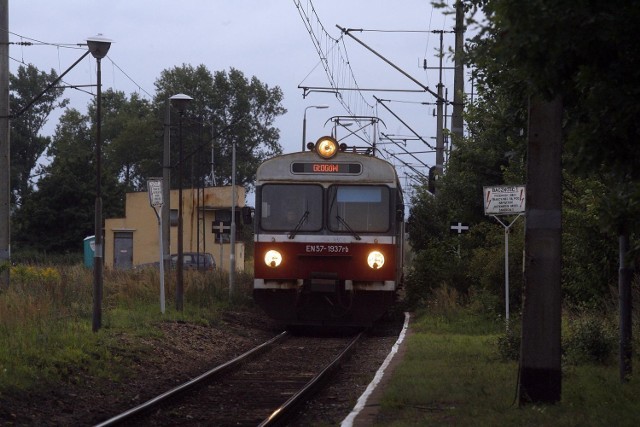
[147,178,165,314]
[483,185,526,326]
[450,221,470,258]
[212,221,230,271]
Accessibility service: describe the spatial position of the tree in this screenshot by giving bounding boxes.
[464,0,640,394]
[9,64,68,206]
[12,64,287,254]
[99,90,158,191]
[153,65,286,190]
[12,109,124,253]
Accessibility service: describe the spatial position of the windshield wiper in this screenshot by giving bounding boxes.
[288,211,309,239]
[336,215,361,240]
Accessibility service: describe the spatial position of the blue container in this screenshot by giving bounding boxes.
[84,235,95,268]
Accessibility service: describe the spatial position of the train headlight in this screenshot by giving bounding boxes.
[367,251,385,269]
[264,250,282,268]
[315,136,338,159]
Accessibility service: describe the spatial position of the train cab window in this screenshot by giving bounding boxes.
[259,184,323,232]
[328,185,390,233]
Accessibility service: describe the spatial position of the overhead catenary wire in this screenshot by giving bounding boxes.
[293,0,374,140]
[7,28,156,103]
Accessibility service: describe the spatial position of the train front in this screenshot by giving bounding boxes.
[253,136,404,327]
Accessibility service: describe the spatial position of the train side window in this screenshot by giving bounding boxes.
[259,184,323,232]
[327,185,390,233]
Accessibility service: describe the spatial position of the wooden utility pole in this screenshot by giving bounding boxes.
[0,0,10,288]
[519,96,563,404]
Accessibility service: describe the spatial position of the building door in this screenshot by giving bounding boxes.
[114,231,133,270]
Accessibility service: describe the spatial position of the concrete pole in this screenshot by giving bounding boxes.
[0,0,10,288]
[229,142,236,299]
[519,95,563,404]
[176,113,184,311]
[435,31,445,181]
[451,0,465,143]
[435,98,444,172]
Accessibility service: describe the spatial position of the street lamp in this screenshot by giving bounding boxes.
[87,34,112,332]
[302,105,329,151]
[170,93,193,311]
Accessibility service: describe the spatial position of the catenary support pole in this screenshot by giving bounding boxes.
[451,0,465,143]
[229,142,236,299]
[519,95,563,404]
[435,31,445,176]
[0,0,9,288]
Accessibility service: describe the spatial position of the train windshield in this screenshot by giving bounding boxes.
[327,185,390,233]
[260,184,323,232]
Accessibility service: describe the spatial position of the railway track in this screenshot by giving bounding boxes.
[95,330,363,426]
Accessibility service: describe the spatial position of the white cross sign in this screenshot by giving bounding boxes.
[450,222,470,234]
[212,221,230,234]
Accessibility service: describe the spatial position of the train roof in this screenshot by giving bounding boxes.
[256,150,401,187]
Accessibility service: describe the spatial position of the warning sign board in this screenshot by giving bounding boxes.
[483,185,525,215]
[147,178,164,208]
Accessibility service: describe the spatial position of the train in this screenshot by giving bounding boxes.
[253,135,405,327]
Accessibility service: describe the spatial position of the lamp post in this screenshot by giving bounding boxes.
[169,93,193,311]
[302,105,329,151]
[162,100,171,273]
[87,34,112,332]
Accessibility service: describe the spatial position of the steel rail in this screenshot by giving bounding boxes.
[94,331,288,427]
[259,331,364,427]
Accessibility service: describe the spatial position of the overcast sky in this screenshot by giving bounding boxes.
[9,0,464,199]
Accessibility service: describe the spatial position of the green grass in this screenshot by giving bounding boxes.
[0,264,249,394]
[3,265,639,426]
[374,309,640,426]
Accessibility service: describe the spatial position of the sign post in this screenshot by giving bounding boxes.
[147,178,165,314]
[450,222,469,234]
[483,185,525,325]
[212,221,230,271]
[450,221,470,258]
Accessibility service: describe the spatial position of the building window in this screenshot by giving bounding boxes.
[170,209,178,227]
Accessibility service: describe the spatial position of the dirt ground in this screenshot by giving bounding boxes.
[0,308,404,426]
[0,309,279,426]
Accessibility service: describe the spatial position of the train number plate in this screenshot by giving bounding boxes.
[304,244,350,254]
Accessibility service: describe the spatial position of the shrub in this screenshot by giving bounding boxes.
[496,322,521,361]
[468,286,502,318]
[563,314,615,365]
[405,245,471,310]
[426,284,460,317]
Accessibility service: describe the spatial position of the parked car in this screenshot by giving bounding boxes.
[135,252,216,271]
[170,252,216,271]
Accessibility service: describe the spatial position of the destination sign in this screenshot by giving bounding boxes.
[291,162,362,175]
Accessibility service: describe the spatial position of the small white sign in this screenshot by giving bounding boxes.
[147,178,164,208]
[483,185,525,215]
[450,222,470,234]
